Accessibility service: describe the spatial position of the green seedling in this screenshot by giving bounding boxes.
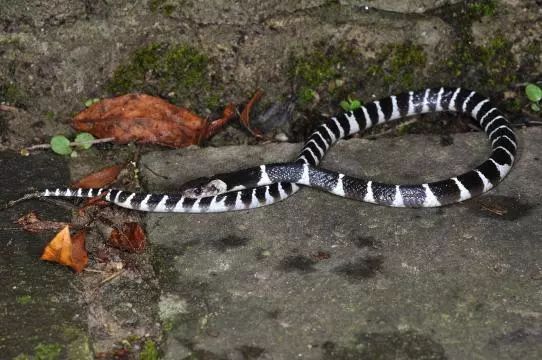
[525,83,542,112]
[50,132,96,155]
[340,97,362,111]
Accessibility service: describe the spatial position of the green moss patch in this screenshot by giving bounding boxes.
[446,34,516,92]
[34,343,63,360]
[140,339,159,360]
[367,42,427,91]
[107,43,218,109]
[289,46,344,104]
[16,294,33,305]
[289,41,429,109]
[465,0,498,22]
[149,0,178,16]
[0,81,27,107]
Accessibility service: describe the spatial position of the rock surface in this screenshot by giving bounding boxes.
[141,128,542,359]
[0,152,91,359]
[1,127,541,358]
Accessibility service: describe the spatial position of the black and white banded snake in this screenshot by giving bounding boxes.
[9,87,517,213]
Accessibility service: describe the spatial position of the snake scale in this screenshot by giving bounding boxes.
[12,87,516,212]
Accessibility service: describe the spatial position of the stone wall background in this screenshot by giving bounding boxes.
[1,0,541,149]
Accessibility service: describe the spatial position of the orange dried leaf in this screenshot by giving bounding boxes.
[41,226,88,272]
[203,103,237,140]
[72,164,123,188]
[239,89,264,138]
[108,222,146,253]
[70,230,88,272]
[72,94,235,148]
[16,211,67,233]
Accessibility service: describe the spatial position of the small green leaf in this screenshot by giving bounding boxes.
[340,100,350,111]
[50,135,72,155]
[531,103,540,112]
[525,83,542,103]
[350,100,361,110]
[84,98,100,107]
[74,132,95,150]
[340,98,362,111]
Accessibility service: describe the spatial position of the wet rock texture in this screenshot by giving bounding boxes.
[142,128,542,359]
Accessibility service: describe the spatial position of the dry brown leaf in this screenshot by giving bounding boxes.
[16,211,68,233]
[76,196,110,216]
[72,94,236,148]
[41,226,88,272]
[239,89,264,138]
[203,103,237,139]
[108,222,146,253]
[71,164,123,188]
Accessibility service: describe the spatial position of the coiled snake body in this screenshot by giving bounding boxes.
[14,88,517,212]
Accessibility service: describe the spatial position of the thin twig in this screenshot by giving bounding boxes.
[0,104,20,112]
[465,122,481,132]
[99,269,125,286]
[22,137,116,152]
[3,192,41,210]
[513,81,542,88]
[83,268,106,274]
[518,120,542,126]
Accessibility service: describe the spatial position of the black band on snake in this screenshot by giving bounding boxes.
[12,87,517,213]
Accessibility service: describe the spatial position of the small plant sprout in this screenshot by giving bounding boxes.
[50,133,96,155]
[525,83,542,112]
[21,133,114,156]
[74,132,96,150]
[84,98,100,107]
[340,97,362,112]
[50,135,73,155]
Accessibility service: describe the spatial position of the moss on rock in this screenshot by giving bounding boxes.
[289,46,343,104]
[289,41,429,108]
[465,0,498,22]
[446,34,516,92]
[107,43,218,109]
[0,81,27,107]
[149,0,177,16]
[367,42,427,91]
[140,339,159,360]
[34,343,63,360]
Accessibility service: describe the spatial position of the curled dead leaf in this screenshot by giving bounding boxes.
[108,222,146,253]
[16,211,68,233]
[41,226,88,272]
[239,89,264,138]
[72,94,237,148]
[71,164,123,188]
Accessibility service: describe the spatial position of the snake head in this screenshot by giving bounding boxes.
[180,178,228,198]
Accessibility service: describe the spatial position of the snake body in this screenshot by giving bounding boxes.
[21,87,516,212]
